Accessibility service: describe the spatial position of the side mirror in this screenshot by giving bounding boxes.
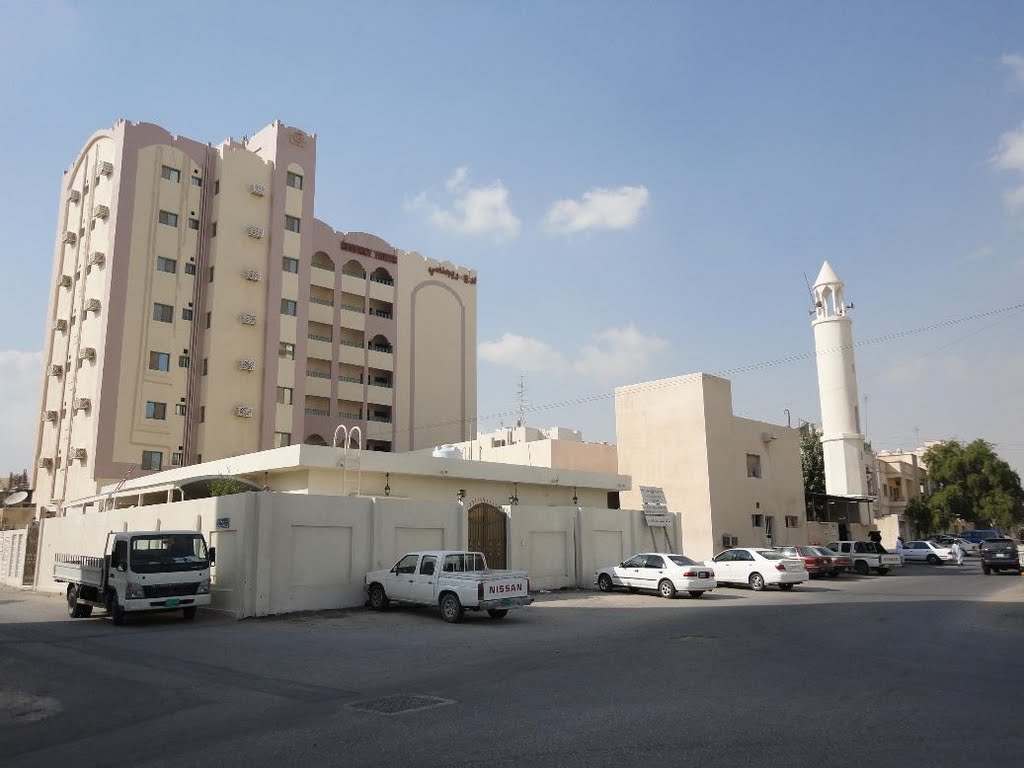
[208,547,216,566]
[116,563,127,573]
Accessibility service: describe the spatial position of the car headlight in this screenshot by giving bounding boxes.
[125,582,145,600]
[197,579,210,594]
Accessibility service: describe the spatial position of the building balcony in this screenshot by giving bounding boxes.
[310,265,334,289]
[366,383,393,406]
[304,373,331,399]
[306,336,333,360]
[337,379,364,402]
[308,301,333,326]
[340,273,366,295]
[367,348,394,371]
[368,279,394,303]
[304,408,330,417]
[338,341,365,367]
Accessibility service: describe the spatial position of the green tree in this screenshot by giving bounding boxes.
[208,477,249,497]
[800,425,825,495]
[904,495,952,536]
[922,440,1024,532]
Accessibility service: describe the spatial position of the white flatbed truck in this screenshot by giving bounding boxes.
[53,530,215,625]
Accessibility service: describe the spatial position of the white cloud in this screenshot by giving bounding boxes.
[479,324,668,380]
[544,185,649,234]
[1004,185,1024,212]
[993,122,1024,172]
[407,167,520,241]
[1001,53,1024,83]
[0,351,42,473]
[963,246,993,262]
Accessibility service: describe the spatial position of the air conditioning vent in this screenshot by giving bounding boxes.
[84,298,101,313]
[48,364,63,377]
[89,251,105,266]
[62,231,77,245]
[239,313,257,326]
[38,457,53,469]
[247,226,264,239]
[92,204,109,219]
[71,447,88,460]
[78,348,96,362]
[58,275,72,288]
[68,190,81,204]
[53,319,68,332]
[235,405,254,418]
[237,358,256,372]
[42,410,59,423]
[249,183,266,197]
[244,269,261,282]
[73,397,92,411]
[97,161,113,176]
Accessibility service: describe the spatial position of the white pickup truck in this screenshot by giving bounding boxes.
[53,530,214,625]
[826,540,902,576]
[365,550,533,623]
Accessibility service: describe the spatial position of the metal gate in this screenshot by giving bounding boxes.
[468,503,507,570]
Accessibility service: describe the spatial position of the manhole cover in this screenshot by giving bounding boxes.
[348,694,454,715]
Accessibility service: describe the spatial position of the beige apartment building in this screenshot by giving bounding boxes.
[33,119,477,512]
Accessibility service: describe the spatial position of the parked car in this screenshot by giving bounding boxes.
[980,538,1023,575]
[773,545,830,577]
[595,553,716,598]
[902,540,953,565]
[825,541,902,575]
[958,529,1000,547]
[811,545,850,576]
[930,535,979,556]
[708,548,807,591]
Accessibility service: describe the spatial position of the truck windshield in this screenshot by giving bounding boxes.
[130,534,209,573]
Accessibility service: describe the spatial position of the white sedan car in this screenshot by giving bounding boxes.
[595,553,717,598]
[902,540,953,564]
[708,548,807,591]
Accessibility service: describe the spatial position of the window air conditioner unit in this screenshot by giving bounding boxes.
[53,319,67,332]
[78,348,96,362]
[89,251,105,266]
[84,298,101,313]
[42,410,59,423]
[92,204,109,219]
[58,275,72,288]
[68,190,81,204]
[48,364,63,377]
[237,358,256,372]
[71,448,88,460]
[38,457,53,469]
[247,226,264,239]
[97,161,113,176]
[62,231,77,245]
[235,405,254,418]
[244,268,262,282]
[239,313,257,326]
[249,183,266,197]
[73,397,92,411]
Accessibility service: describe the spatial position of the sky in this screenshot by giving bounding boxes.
[1,0,1023,475]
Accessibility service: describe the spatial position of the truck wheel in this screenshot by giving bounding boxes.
[688,590,704,598]
[67,585,92,618]
[876,568,889,576]
[658,579,676,599]
[926,554,940,565]
[182,607,197,620]
[106,592,126,626]
[368,583,389,611]
[748,572,766,591]
[597,573,614,592]
[439,593,463,623]
[487,609,508,619]
[853,560,869,576]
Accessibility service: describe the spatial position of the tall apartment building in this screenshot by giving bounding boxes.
[34,119,477,511]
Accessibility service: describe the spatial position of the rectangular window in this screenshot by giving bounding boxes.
[274,432,292,448]
[161,166,181,183]
[282,256,299,273]
[751,514,764,528]
[214,179,220,195]
[205,311,211,329]
[276,386,294,405]
[153,303,174,323]
[200,406,205,423]
[145,401,167,420]
[286,171,303,190]
[279,342,295,359]
[149,351,170,371]
[184,262,196,276]
[209,266,214,283]
[746,453,762,479]
[202,358,208,376]
[156,256,177,274]
[785,515,799,528]
[190,176,202,187]
[158,210,178,227]
[284,215,301,233]
[141,450,163,471]
[188,217,200,230]
[178,355,189,368]
[281,299,297,316]
[181,308,193,321]
[171,451,184,466]
[210,222,217,238]
[175,403,187,416]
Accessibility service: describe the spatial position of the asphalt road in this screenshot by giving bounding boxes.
[2,558,1022,768]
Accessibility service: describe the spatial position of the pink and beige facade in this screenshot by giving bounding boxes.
[33,119,477,511]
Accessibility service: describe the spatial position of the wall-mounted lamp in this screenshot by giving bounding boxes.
[457,488,466,502]
[508,483,519,506]
[572,486,578,506]
[383,472,391,497]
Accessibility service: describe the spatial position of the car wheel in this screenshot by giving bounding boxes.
[597,573,614,593]
[982,566,991,575]
[439,593,463,623]
[778,583,795,591]
[749,572,766,591]
[853,560,869,576]
[182,607,197,620]
[487,609,508,619]
[927,554,941,565]
[368,583,389,611]
[688,590,704,598]
[658,579,676,599]
[106,591,125,626]
[67,584,91,618]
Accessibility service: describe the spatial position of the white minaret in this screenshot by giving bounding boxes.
[811,261,868,497]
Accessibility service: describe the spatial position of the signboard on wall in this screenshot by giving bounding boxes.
[640,485,673,527]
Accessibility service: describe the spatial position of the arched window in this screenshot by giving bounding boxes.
[370,267,393,286]
[367,334,392,354]
[311,252,335,271]
[304,433,328,446]
[341,259,366,278]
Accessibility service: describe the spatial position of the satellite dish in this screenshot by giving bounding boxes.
[4,490,29,506]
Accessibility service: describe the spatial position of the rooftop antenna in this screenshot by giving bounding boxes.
[803,272,818,316]
[516,373,528,428]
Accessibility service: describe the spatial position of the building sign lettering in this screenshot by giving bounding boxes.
[428,265,477,285]
[339,240,398,264]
